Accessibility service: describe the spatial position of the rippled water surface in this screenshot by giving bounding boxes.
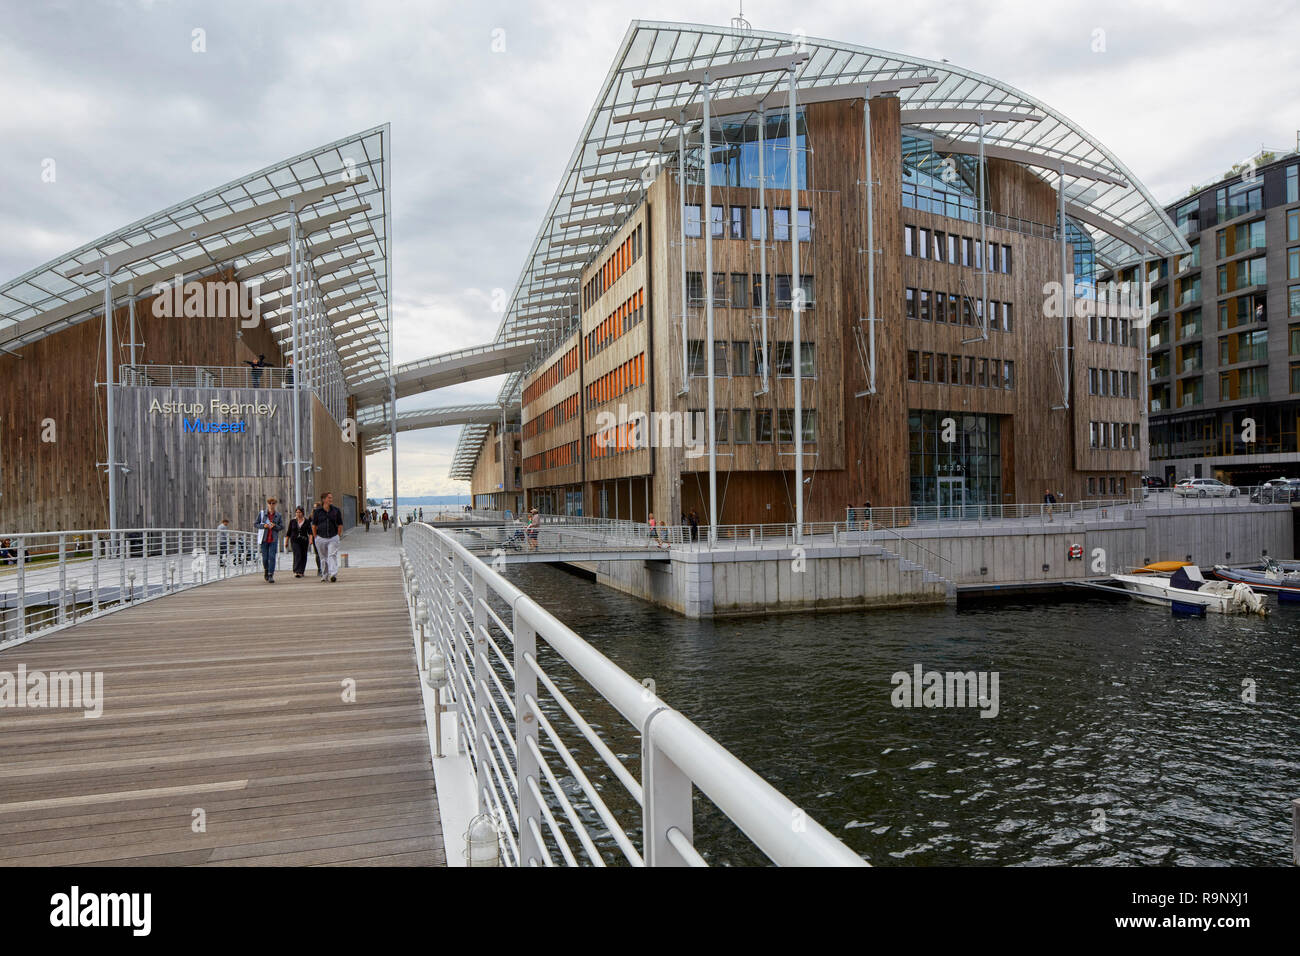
[507,564,1299,866]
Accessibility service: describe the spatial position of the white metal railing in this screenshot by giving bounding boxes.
[0,528,261,647]
[402,523,864,867]
[119,363,295,390]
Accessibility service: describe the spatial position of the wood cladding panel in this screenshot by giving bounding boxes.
[1,273,286,534]
[311,393,360,519]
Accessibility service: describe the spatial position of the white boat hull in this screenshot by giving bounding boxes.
[1110,573,1265,615]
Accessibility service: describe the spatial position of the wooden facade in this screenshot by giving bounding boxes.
[468,421,523,513]
[0,270,368,533]
[514,92,1142,523]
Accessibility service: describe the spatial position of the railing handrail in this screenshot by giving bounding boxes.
[405,523,864,867]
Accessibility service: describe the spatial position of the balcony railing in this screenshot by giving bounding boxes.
[119,364,295,389]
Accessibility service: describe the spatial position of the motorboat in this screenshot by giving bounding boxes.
[1110,565,1268,616]
[1212,560,1300,603]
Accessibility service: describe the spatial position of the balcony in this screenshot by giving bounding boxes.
[119,364,295,389]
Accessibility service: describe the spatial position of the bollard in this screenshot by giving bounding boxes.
[340,552,349,569]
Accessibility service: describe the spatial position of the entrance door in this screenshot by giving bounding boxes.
[938,477,965,519]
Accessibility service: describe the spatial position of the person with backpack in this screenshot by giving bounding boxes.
[256,497,283,583]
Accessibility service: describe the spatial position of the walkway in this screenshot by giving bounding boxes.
[0,560,443,866]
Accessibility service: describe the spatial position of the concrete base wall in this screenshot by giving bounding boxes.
[594,544,950,619]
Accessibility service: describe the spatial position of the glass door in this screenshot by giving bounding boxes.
[938,477,965,520]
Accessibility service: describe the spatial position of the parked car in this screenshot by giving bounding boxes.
[1259,478,1300,504]
[1141,475,1166,488]
[1250,477,1297,502]
[1174,478,1239,498]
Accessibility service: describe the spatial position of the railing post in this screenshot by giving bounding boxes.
[472,567,489,817]
[15,537,25,642]
[642,710,693,866]
[515,606,541,865]
[56,534,67,625]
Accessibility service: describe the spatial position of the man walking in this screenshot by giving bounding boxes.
[256,497,283,583]
[312,491,345,583]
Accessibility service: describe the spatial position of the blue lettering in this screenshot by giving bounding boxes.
[181,418,247,434]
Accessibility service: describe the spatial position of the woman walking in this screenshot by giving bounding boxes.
[288,507,311,578]
[256,497,283,583]
[526,508,540,551]
[648,513,666,548]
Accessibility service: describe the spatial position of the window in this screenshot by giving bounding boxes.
[712,272,728,304]
[934,293,947,324]
[686,271,703,302]
[730,206,746,239]
[906,287,917,320]
[949,355,961,385]
[1088,476,1096,495]
[1288,209,1299,243]
[1290,249,1300,281]
[731,273,748,308]
[1089,367,1098,395]
[687,339,706,376]
[1090,421,1098,448]
[776,341,795,377]
[1003,360,1014,390]
[936,352,948,383]
[961,237,972,267]
[733,408,751,443]
[752,273,767,309]
[775,274,793,306]
[933,230,945,261]
[796,209,812,241]
[973,239,982,271]
[714,408,729,442]
[777,409,795,443]
[800,342,816,377]
[904,224,916,256]
[710,205,724,238]
[920,351,933,382]
[918,228,930,259]
[907,350,918,381]
[987,243,999,273]
[1001,245,1011,274]
[751,208,767,240]
[732,340,751,376]
[801,409,817,443]
[774,209,791,241]
[755,409,773,442]
[684,205,702,238]
[713,340,730,377]
[977,358,988,388]
[1289,164,1299,204]
[1002,302,1013,333]
[919,289,931,321]
[947,233,958,263]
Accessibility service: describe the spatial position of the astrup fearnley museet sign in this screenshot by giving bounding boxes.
[148,397,279,434]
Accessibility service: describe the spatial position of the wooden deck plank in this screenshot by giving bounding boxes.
[0,568,445,866]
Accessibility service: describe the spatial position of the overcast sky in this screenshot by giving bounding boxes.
[2,0,1297,497]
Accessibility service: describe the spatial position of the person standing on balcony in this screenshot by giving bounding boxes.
[285,355,294,387]
[288,507,311,578]
[312,491,344,583]
[256,497,283,583]
[244,354,270,388]
[688,510,699,542]
[1044,489,1057,522]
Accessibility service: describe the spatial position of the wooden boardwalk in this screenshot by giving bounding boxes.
[0,567,445,866]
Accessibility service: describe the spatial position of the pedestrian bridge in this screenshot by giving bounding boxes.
[0,523,863,866]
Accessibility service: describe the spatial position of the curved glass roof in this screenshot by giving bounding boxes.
[446,20,1188,476]
[0,126,390,384]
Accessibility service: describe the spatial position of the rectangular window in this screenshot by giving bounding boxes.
[973,239,982,271]
[918,228,930,259]
[949,294,959,324]
[1290,248,1300,281]
[904,224,916,257]
[950,354,961,385]
[936,352,948,384]
[686,271,703,302]
[1003,360,1014,390]
[777,409,795,443]
[774,209,791,242]
[934,293,947,324]
[714,408,729,443]
[775,274,793,306]
[755,409,773,442]
[919,289,931,321]
[775,341,794,377]
[964,356,976,386]
[1001,245,1011,274]
[1288,209,1299,243]
[731,273,748,308]
[961,237,972,267]
[730,206,746,239]
[933,230,945,261]
[751,208,767,240]
[977,358,988,388]
[987,244,999,273]
[1090,421,1098,449]
[712,272,728,305]
[1002,302,1013,333]
[920,351,933,383]
[801,342,816,378]
[684,205,702,238]
[1289,164,1299,204]
[710,205,725,238]
[687,339,706,376]
[907,350,918,381]
[796,209,812,242]
[906,287,917,320]
[732,340,751,376]
[713,340,729,377]
[801,409,817,443]
[733,408,751,443]
[947,233,958,263]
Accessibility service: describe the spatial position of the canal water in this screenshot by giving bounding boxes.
[508,563,1299,866]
